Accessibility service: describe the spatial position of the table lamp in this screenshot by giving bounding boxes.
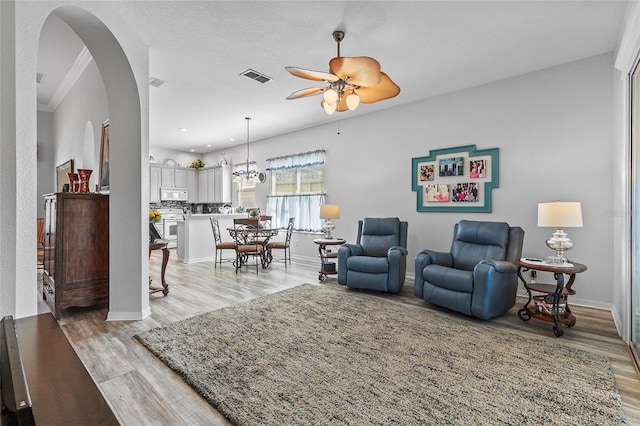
[320,204,340,239]
[537,201,583,263]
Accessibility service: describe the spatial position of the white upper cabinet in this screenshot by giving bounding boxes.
[160,167,174,187]
[174,168,188,188]
[186,169,198,203]
[149,165,162,203]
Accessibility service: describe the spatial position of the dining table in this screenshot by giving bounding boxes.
[227,227,280,268]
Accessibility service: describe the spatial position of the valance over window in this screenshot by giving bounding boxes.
[266,150,325,171]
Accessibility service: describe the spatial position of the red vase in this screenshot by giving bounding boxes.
[77,169,92,193]
[67,173,79,193]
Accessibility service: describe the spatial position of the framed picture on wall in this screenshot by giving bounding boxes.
[99,119,109,192]
[411,145,499,212]
[56,159,74,192]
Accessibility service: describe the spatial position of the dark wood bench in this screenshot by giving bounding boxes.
[1,314,119,425]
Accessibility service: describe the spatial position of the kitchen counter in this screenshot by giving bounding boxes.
[177,213,246,263]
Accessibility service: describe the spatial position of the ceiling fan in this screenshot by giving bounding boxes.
[285,31,400,115]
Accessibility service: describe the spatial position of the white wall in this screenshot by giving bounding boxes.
[36,110,54,212]
[212,53,615,309]
[52,60,107,192]
[1,1,150,320]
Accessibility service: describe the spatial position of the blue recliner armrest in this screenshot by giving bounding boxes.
[471,260,519,319]
[387,246,408,293]
[414,249,453,297]
[338,244,364,285]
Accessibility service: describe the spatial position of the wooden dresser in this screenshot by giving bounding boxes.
[43,193,109,319]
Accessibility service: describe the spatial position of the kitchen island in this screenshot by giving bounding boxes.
[177,213,246,263]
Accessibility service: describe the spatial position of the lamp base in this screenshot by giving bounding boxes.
[323,220,335,239]
[546,227,575,263]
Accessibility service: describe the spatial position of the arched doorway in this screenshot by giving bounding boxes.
[39,5,150,320]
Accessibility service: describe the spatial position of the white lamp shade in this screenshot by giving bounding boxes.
[320,204,340,220]
[323,101,336,115]
[537,201,583,228]
[323,89,338,106]
[346,92,360,110]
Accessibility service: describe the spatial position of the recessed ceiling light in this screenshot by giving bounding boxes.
[207,144,212,147]
[189,149,195,152]
[230,138,235,142]
[179,128,187,132]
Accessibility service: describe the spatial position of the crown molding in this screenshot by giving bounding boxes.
[39,46,93,112]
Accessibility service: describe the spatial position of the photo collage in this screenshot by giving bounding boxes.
[419,158,487,203]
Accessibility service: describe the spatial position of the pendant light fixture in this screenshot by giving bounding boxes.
[232,117,264,184]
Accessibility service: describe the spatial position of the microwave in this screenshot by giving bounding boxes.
[160,187,188,201]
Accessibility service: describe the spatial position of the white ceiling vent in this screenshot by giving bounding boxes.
[149,77,167,87]
[36,73,46,84]
[241,69,272,84]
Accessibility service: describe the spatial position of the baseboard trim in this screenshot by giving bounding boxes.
[106,308,151,321]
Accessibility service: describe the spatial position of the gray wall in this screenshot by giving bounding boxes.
[41,51,615,310]
[211,53,615,309]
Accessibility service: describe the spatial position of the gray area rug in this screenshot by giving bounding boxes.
[135,284,626,425]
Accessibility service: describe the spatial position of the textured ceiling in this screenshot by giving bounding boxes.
[37,1,628,153]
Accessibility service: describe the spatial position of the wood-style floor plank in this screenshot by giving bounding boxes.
[36,249,640,425]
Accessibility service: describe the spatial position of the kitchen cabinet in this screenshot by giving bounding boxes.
[161,167,174,187]
[198,170,208,202]
[187,169,198,203]
[195,165,231,203]
[206,169,216,202]
[149,165,162,203]
[42,193,109,319]
[214,165,232,203]
[150,165,194,203]
[174,168,188,188]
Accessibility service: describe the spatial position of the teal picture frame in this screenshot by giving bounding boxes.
[412,145,499,212]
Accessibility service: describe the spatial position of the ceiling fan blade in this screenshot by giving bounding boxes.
[286,86,326,100]
[329,56,381,87]
[285,66,340,83]
[355,72,400,103]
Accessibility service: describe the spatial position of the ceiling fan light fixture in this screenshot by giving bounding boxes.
[323,101,337,115]
[346,91,360,110]
[323,88,338,106]
[285,30,400,114]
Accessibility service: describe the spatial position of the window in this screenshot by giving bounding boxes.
[266,150,325,231]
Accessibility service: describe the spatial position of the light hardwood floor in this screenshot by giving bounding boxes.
[39,249,640,425]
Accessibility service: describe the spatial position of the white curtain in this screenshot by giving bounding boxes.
[266,194,325,231]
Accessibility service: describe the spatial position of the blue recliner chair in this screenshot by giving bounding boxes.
[338,217,408,293]
[414,220,524,319]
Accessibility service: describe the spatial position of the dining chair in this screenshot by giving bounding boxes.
[209,217,237,268]
[259,215,272,228]
[266,217,294,267]
[232,219,263,273]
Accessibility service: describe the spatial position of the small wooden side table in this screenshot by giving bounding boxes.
[313,238,346,281]
[149,241,170,296]
[516,258,587,337]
